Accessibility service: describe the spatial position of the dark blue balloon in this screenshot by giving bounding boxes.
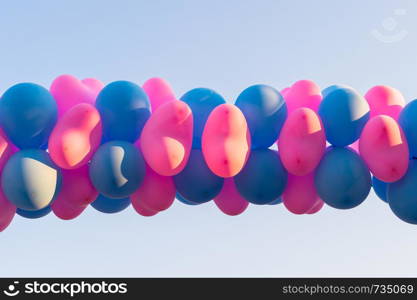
[387,159,417,224]
[1,149,62,211]
[180,88,225,148]
[17,206,51,219]
[175,192,200,205]
[0,83,57,149]
[315,147,371,209]
[234,149,288,205]
[318,88,370,147]
[95,81,151,143]
[398,99,417,158]
[174,150,224,204]
[235,85,287,149]
[89,141,146,199]
[268,198,282,205]
[372,176,388,203]
[91,194,131,214]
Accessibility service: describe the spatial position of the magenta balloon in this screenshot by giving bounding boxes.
[0,189,15,232]
[282,173,321,214]
[131,164,175,212]
[359,115,409,182]
[143,77,176,112]
[132,199,158,217]
[306,199,324,214]
[365,85,405,120]
[51,165,98,220]
[140,100,193,176]
[202,104,251,178]
[349,140,359,153]
[0,128,17,171]
[214,178,249,216]
[48,103,102,169]
[283,80,322,114]
[50,74,104,117]
[278,108,326,176]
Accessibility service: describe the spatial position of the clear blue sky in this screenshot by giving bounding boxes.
[0,0,417,277]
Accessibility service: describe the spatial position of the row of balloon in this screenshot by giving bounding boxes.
[0,74,416,232]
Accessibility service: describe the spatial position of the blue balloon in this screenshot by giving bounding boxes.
[174,149,224,204]
[0,82,57,149]
[89,141,146,199]
[372,176,388,203]
[398,99,417,158]
[315,147,371,209]
[17,206,51,219]
[95,81,151,143]
[321,84,353,98]
[180,88,225,148]
[318,87,370,147]
[235,85,287,149]
[91,194,131,214]
[175,192,200,205]
[234,149,288,205]
[1,149,62,211]
[268,198,282,205]
[387,159,417,224]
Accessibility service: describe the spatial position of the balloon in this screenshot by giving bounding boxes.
[235,84,287,149]
[2,149,62,210]
[180,87,225,148]
[174,150,224,204]
[282,80,322,113]
[306,199,324,214]
[372,176,388,203]
[398,99,417,158]
[0,189,15,232]
[387,160,417,224]
[140,100,193,176]
[321,84,354,98]
[95,81,151,143]
[278,108,326,176]
[132,199,158,216]
[234,149,287,204]
[91,195,130,214]
[202,104,250,177]
[0,83,58,149]
[349,140,359,153]
[176,192,200,205]
[314,147,371,209]
[131,164,175,212]
[51,166,98,220]
[359,115,408,182]
[365,85,405,120]
[214,178,249,216]
[318,87,370,147]
[282,173,321,214]
[280,88,290,97]
[143,77,176,112]
[0,128,18,171]
[89,141,146,199]
[50,74,104,117]
[17,206,51,219]
[48,103,102,169]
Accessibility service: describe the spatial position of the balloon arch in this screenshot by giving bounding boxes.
[0,75,415,231]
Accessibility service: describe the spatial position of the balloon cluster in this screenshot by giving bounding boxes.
[0,75,416,232]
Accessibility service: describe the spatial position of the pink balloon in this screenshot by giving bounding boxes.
[365,85,405,120]
[306,199,324,214]
[280,87,290,97]
[283,80,322,114]
[359,115,409,182]
[50,74,104,117]
[0,189,15,232]
[278,108,326,176]
[214,178,249,216]
[140,100,193,176]
[51,166,98,220]
[49,103,102,169]
[202,104,251,178]
[132,200,158,217]
[0,128,18,171]
[131,164,175,212]
[282,173,321,215]
[349,140,359,153]
[143,77,176,112]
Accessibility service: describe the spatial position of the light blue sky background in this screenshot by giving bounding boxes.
[0,0,417,277]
